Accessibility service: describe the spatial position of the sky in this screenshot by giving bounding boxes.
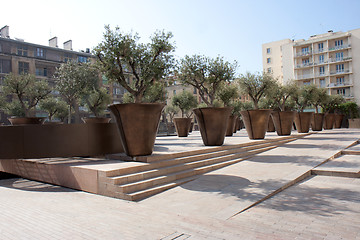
[2,0,360,75]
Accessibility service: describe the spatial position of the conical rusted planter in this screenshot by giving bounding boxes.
[188,122,194,133]
[240,109,272,140]
[271,111,296,136]
[233,116,239,133]
[226,115,237,136]
[311,113,325,131]
[267,117,275,132]
[108,103,164,157]
[334,114,344,128]
[323,113,335,130]
[82,117,111,124]
[174,118,192,137]
[294,112,313,133]
[193,107,232,146]
[8,117,45,125]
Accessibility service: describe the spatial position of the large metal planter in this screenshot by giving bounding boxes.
[294,112,313,133]
[267,117,275,132]
[271,111,296,136]
[193,107,232,146]
[8,117,45,125]
[311,113,325,131]
[323,113,335,130]
[108,103,164,157]
[240,109,272,140]
[334,114,344,128]
[226,115,237,136]
[174,118,192,137]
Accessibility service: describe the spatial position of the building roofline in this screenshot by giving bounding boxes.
[0,36,93,56]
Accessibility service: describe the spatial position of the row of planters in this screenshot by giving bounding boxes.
[0,62,112,125]
[94,26,360,157]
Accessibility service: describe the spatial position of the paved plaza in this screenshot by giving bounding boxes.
[0,129,359,239]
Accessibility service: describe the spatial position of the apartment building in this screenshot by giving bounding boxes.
[262,28,360,103]
[0,25,129,122]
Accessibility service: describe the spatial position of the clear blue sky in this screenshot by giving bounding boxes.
[2,0,360,74]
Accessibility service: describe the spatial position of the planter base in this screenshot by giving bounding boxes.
[294,112,313,133]
[271,111,296,136]
[8,117,45,125]
[174,118,192,137]
[311,113,325,131]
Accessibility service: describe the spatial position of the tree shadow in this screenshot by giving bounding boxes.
[245,154,322,167]
[262,177,360,217]
[0,178,76,192]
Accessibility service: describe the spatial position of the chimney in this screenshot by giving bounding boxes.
[0,25,10,38]
[63,40,72,50]
[49,36,58,47]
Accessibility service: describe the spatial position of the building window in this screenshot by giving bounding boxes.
[267,67,272,73]
[17,45,28,56]
[335,52,343,61]
[319,55,324,63]
[266,48,271,54]
[0,59,11,73]
[173,90,176,95]
[35,67,47,77]
[336,77,344,85]
[319,66,325,75]
[318,43,324,52]
[35,48,45,58]
[64,54,72,63]
[267,58,271,64]
[335,40,343,47]
[320,79,326,88]
[302,58,309,66]
[337,88,346,96]
[303,81,310,85]
[78,56,88,63]
[18,61,29,74]
[0,44,2,52]
[193,87,197,94]
[336,64,344,73]
[301,47,309,55]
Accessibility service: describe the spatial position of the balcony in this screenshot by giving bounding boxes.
[295,62,314,69]
[327,82,353,88]
[330,69,351,76]
[328,57,352,64]
[295,74,314,80]
[295,51,312,58]
[328,44,351,52]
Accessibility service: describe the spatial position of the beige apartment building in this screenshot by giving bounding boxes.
[263,28,360,103]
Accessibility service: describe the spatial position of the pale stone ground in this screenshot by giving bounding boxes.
[0,129,359,239]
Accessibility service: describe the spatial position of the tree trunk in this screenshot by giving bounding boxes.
[68,105,72,124]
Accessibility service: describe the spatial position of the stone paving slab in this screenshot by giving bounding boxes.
[315,154,360,173]
[141,129,360,220]
[0,128,359,239]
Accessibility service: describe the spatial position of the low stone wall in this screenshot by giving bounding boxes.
[0,123,123,159]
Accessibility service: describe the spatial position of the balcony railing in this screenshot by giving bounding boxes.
[330,69,351,75]
[295,51,312,57]
[328,57,352,63]
[328,44,351,51]
[327,82,353,88]
[296,74,314,80]
[295,62,314,68]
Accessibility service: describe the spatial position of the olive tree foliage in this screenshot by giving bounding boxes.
[2,73,51,117]
[94,25,175,103]
[122,82,167,103]
[172,90,198,118]
[83,87,111,117]
[39,97,68,121]
[320,94,345,113]
[267,80,297,111]
[55,61,99,123]
[237,72,276,110]
[340,101,360,119]
[177,55,237,107]
[290,84,317,112]
[216,82,239,107]
[310,87,328,113]
[164,104,179,122]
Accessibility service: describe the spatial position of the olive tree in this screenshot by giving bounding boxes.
[172,90,198,117]
[216,82,239,107]
[164,104,179,122]
[40,97,68,122]
[2,73,51,117]
[177,55,237,107]
[267,80,297,111]
[83,87,111,117]
[237,72,276,109]
[55,61,99,123]
[94,25,175,103]
[290,84,317,112]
